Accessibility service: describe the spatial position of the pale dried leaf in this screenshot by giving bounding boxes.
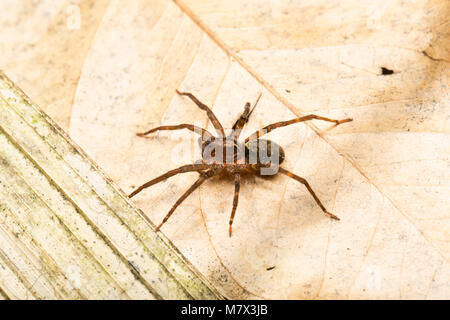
[0,0,448,299]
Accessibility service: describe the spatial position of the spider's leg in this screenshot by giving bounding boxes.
[228,172,241,237]
[176,90,225,137]
[245,114,352,143]
[136,124,213,141]
[128,163,210,198]
[231,102,250,131]
[278,167,340,220]
[230,92,262,141]
[156,172,212,231]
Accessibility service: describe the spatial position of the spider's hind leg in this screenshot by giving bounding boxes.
[278,167,340,220]
[245,114,352,142]
[156,171,213,231]
[228,172,241,237]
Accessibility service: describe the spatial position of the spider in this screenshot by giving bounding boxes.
[129,90,352,236]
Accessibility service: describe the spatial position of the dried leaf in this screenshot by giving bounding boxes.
[1,0,448,299]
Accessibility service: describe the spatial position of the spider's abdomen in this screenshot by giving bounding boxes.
[244,139,285,166]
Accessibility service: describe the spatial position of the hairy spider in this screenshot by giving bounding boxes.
[129,90,352,236]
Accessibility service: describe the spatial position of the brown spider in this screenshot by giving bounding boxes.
[129,90,352,236]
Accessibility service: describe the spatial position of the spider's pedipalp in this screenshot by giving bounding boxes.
[230,92,262,142]
[231,102,251,132]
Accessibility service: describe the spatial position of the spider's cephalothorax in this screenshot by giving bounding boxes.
[200,137,244,165]
[130,90,353,236]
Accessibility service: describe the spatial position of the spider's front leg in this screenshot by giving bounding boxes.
[136,123,214,142]
[176,90,225,137]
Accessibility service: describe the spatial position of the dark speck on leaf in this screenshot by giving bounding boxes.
[266,266,276,271]
[128,260,140,275]
[381,67,394,75]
